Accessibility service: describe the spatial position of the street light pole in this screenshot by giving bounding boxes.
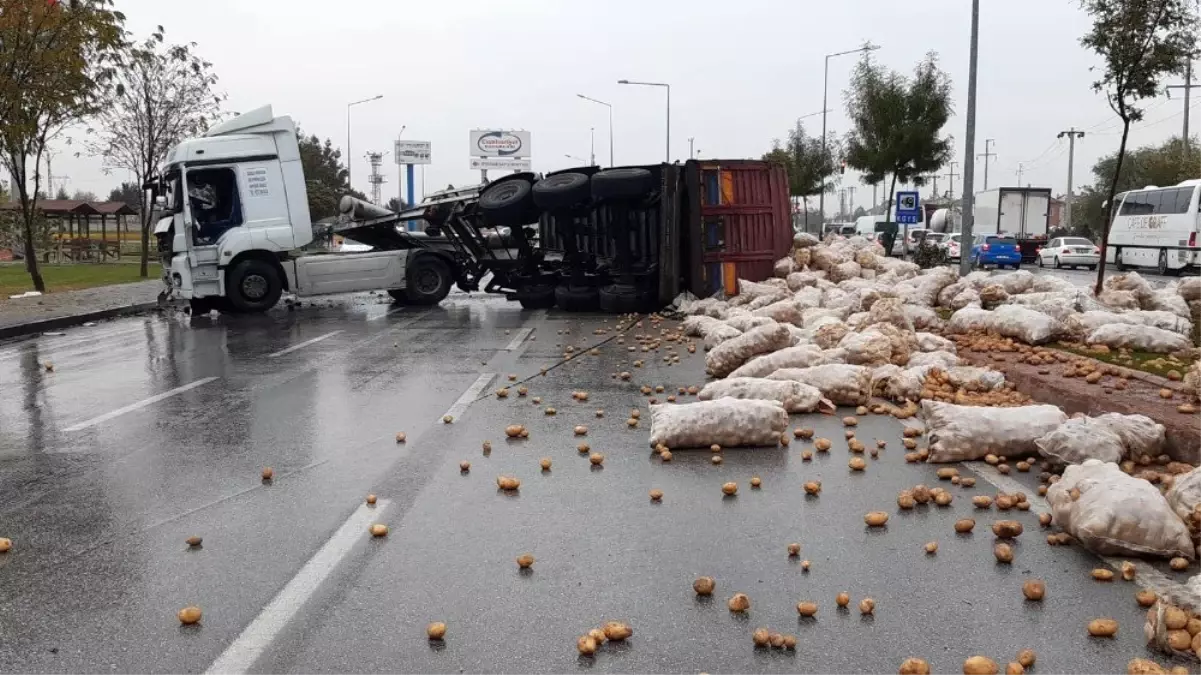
[577,94,615,166]
[958,0,980,277]
[618,79,671,162]
[346,94,383,191]
[820,43,879,225]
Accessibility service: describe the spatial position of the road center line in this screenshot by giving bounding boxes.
[266,331,343,358]
[63,377,220,432]
[503,327,533,350]
[204,499,393,675]
[442,373,495,422]
[963,461,1177,594]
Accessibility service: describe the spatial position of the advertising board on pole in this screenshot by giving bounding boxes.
[394,140,432,165]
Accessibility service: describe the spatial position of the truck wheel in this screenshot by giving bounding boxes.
[592,168,654,201]
[404,255,452,305]
[226,258,283,313]
[555,284,600,312]
[533,173,591,211]
[479,179,535,227]
[515,284,556,310]
[1157,250,1180,276]
[599,283,657,314]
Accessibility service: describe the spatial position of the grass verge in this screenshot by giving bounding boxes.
[1050,341,1195,379]
[0,263,159,298]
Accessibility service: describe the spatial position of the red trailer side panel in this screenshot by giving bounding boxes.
[684,160,792,298]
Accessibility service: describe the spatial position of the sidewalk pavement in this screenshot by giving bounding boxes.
[0,279,165,339]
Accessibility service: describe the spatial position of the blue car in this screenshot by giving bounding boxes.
[970,235,1022,269]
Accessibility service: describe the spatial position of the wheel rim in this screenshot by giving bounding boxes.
[415,267,442,294]
[242,274,268,300]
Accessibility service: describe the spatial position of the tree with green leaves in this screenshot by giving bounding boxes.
[298,130,365,220]
[87,26,225,278]
[763,120,838,232]
[843,53,953,253]
[1080,0,1197,292]
[0,0,126,291]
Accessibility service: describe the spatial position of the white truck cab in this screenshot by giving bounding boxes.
[154,105,454,313]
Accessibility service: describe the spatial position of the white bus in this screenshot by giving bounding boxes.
[1106,179,1201,275]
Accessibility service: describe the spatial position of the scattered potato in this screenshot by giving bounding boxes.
[899,657,931,674]
[843,416,858,427]
[1121,561,1136,581]
[836,592,850,607]
[925,541,938,554]
[1167,629,1192,650]
[596,409,605,418]
[1170,557,1190,571]
[864,511,889,527]
[787,543,801,557]
[482,440,492,452]
[577,635,598,655]
[1087,618,1118,637]
[934,492,953,506]
[1017,650,1036,668]
[370,523,389,537]
[626,418,639,428]
[443,415,454,424]
[798,428,816,439]
[395,432,407,443]
[972,496,993,509]
[496,387,510,398]
[898,492,917,509]
[796,601,818,617]
[722,482,738,496]
[496,475,521,491]
[750,476,762,488]
[936,467,959,480]
[752,627,771,647]
[505,424,525,438]
[1179,403,1198,414]
[365,495,377,506]
[815,438,832,451]
[728,593,751,612]
[859,597,875,615]
[1022,579,1045,601]
[985,454,999,465]
[1164,606,1189,630]
[1136,590,1158,607]
[963,656,999,675]
[711,455,723,465]
[661,450,673,462]
[602,621,633,641]
[782,634,797,649]
[992,520,1023,538]
[1160,388,1174,399]
[261,467,274,481]
[589,453,605,466]
[650,489,664,502]
[955,518,976,533]
[961,477,976,487]
[994,543,1014,563]
[540,458,552,471]
[532,397,542,405]
[1005,663,1024,675]
[185,536,202,548]
[804,481,822,495]
[1016,461,1031,472]
[1038,513,1052,527]
[460,460,471,472]
[801,560,811,571]
[849,457,867,471]
[904,452,920,463]
[177,606,202,625]
[693,576,716,596]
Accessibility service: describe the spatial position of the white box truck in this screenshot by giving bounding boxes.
[971,187,1052,262]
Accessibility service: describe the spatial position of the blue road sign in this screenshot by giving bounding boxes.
[896,191,920,225]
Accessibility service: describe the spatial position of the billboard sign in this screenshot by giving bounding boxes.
[470,157,531,171]
[394,140,432,165]
[470,130,531,158]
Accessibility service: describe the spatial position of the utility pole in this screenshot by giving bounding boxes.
[1057,128,1085,232]
[688,137,695,159]
[1016,163,1024,186]
[977,138,996,190]
[872,184,878,214]
[1166,64,1198,161]
[846,186,856,216]
[944,162,959,204]
[838,188,847,220]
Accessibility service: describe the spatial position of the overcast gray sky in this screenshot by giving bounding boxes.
[54,0,1198,213]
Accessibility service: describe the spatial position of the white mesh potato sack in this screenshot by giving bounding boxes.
[1087,324,1193,353]
[727,345,830,379]
[766,363,872,406]
[1091,413,1166,457]
[923,400,1067,462]
[705,323,792,378]
[1047,459,1194,559]
[1035,417,1126,465]
[647,399,789,449]
[698,377,833,414]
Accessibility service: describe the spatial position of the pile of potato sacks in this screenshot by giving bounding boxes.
[665,234,1201,669]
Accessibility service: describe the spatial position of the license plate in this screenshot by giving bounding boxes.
[1073,248,1092,254]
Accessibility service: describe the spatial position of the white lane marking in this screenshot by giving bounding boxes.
[63,377,220,432]
[503,327,533,351]
[366,307,406,322]
[266,331,343,358]
[963,461,1178,594]
[204,500,393,675]
[441,373,495,422]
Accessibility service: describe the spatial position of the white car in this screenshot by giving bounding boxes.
[1036,236,1100,270]
[942,233,963,261]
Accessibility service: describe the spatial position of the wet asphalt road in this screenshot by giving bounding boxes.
[0,289,1195,673]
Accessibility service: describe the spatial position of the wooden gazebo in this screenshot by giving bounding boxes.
[0,199,139,262]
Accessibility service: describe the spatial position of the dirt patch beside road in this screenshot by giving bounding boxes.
[960,350,1200,463]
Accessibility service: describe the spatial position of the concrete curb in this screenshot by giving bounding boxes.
[0,301,163,341]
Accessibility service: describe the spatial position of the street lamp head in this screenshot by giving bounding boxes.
[617,79,630,84]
